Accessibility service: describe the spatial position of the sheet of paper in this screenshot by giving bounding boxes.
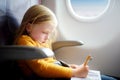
[71,70,101,80]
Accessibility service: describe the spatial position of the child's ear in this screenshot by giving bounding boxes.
[26,23,32,33]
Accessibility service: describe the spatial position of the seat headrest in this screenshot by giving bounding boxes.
[0,15,19,45]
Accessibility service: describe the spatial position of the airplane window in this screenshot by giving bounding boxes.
[66,0,111,22]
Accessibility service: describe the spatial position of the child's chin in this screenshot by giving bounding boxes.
[42,41,46,43]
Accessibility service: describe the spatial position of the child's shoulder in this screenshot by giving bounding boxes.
[19,35,32,41]
[17,35,35,45]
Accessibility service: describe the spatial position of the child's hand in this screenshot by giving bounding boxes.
[72,64,89,78]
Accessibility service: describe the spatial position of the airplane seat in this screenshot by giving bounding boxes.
[0,0,43,79]
[0,2,24,80]
[0,2,20,79]
[0,0,83,80]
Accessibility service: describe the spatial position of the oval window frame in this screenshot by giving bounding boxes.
[66,0,111,22]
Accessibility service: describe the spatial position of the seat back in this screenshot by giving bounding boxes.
[0,13,19,45]
[0,0,40,79]
[0,0,39,45]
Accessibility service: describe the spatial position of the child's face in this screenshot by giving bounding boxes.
[27,22,55,43]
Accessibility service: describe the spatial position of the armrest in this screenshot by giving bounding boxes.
[52,41,84,51]
[0,45,54,61]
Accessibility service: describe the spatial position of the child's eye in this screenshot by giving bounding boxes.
[43,32,48,34]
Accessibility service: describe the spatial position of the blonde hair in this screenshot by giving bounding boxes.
[14,5,58,44]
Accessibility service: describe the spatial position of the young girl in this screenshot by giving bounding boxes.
[14,4,89,79]
[14,5,117,80]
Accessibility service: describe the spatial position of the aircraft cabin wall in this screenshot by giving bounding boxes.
[42,0,120,78]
